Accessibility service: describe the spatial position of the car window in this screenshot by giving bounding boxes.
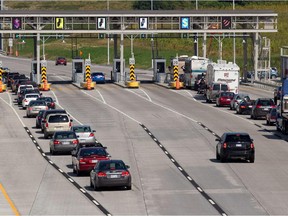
[73,126,91,132]
[258,100,274,106]
[80,148,106,156]
[221,84,228,91]
[56,133,75,139]
[99,161,125,170]
[48,115,69,123]
[213,84,220,90]
[225,134,251,142]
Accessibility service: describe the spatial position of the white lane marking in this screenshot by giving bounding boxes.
[49,160,54,164]
[42,153,46,157]
[209,199,215,205]
[58,169,64,173]
[6,91,12,106]
[51,90,82,125]
[96,89,106,104]
[93,200,99,205]
[68,178,74,183]
[171,158,175,162]
[139,88,152,102]
[0,96,25,127]
[79,188,86,193]
[81,91,141,124]
[178,167,183,171]
[187,176,192,181]
[197,187,203,192]
[126,88,152,102]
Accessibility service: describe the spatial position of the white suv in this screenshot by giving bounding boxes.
[43,114,73,139]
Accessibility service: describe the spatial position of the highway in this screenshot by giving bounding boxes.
[1,55,288,215]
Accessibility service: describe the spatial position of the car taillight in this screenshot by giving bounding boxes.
[69,122,72,127]
[45,122,48,128]
[79,158,86,164]
[271,105,276,108]
[223,143,227,148]
[50,102,55,107]
[24,99,28,102]
[89,133,94,137]
[97,172,107,177]
[250,143,254,149]
[28,107,32,110]
[121,171,130,176]
[256,105,261,108]
[72,139,79,144]
[240,105,246,108]
[45,106,48,110]
[54,140,60,145]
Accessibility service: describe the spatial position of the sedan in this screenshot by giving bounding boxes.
[49,131,79,155]
[91,72,106,84]
[71,125,96,143]
[266,107,277,125]
[55,57,67,66]
[90,160,132,190]
[251,98,276,119]
[22,93,41,109]
[216,92,235,107]
[26,100,48,118]
[72,147,110,176]
[236,99,254,115]
[216,132,255,163]
[36,96,56,109]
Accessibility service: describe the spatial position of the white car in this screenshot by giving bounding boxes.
[17,84,34,97]
[22,93,41,109]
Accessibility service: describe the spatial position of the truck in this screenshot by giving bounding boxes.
[276,46,288,134]
[206,60,240,94]
[183,56,210,90]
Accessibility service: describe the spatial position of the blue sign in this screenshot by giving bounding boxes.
[180,17,190,29]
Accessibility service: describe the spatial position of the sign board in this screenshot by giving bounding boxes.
[85,59,91,66]
[8,38,13,47]
[173,58,178,66]
[129,58,135,65]
[41,60,47,67]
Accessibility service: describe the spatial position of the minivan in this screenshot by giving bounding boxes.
[206,82,229,103]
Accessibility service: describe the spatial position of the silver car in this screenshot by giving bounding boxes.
[22,93,41,109]
[49,131,79,155]
[230,93,250,110]
[26,100,48,118]
[71,125,96,143]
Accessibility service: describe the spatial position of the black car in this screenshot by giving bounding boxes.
[250,98,276,119]
[36,97,56,109]
[35,110,46,128]
[216,132,255,163]
[71,142,104,158]
[235,99,254,115]
[17,88,41,105]
[90,160,132,190]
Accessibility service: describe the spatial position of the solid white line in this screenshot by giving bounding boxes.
[96,89,106,104]
[0,95,26,127]
[139,88,152,102]
[126,88,151,102]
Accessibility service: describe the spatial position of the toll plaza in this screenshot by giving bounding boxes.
[153,58,166,83]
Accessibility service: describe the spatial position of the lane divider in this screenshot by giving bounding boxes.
[24,127,112,216]
[139,123,226,215]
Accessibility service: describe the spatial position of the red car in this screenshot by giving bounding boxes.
[216,92,235,107]
[55,57,67,66]
[72,147,110,176]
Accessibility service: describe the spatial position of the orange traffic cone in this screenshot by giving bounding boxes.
[87,78,91,90]
[176,78,180,90]
[43,79,49,91]
[0,81,2,93]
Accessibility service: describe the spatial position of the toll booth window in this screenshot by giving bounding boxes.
[75,62,83,73]
[115,62,120,72]
[157,63,165,73]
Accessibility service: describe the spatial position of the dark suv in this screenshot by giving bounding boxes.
[250,98,276,120]
[216,132,255,163]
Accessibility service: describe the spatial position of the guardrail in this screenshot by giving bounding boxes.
[241,79,281,91]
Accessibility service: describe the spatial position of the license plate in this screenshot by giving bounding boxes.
[249,105,252,108]
[91,160,98,163]
[62,141,70,145]
[236,144,242,147]
[110,174,119,178]
[264,107,269,111]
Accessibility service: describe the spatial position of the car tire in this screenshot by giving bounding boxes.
[44,132,48,139]
[266,120,269,125]
[50,148,54,155]
[90,179,93,188]
[93,182,99,191]
[216,150,220,160]
[126,185,132,190]
[249,155,255,163]
[220,156,226,163]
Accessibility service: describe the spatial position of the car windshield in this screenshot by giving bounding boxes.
[26,94,39,98]
[80,148,106,156]
[99,161,126,170]
[48,115,69,123]
[225,134,251,142]
[73,126,91,132]
[38,97,53,102]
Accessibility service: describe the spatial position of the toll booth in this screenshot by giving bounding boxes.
[72,59,85,83]
[152,58,166,82]
[112,58,125,82]
[30,60,42,83]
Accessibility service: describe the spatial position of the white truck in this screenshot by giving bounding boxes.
[183,56,210,90]
[206,60,240,94]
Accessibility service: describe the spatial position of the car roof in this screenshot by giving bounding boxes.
[223,132,250,136]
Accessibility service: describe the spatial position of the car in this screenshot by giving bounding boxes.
[43,113,73,139]
[55,57,67,66]
[18,88,41,105]
[49,131,79,155]
[35,110,46,128]
[206,82,229,103]
[236,99,254,115]
[216,132,255,163]
[230,93,250,110]
[270,67,278,79]
[91,72,106,84]
[70,125,96,143]
[250,98,276,119]
[90,159,132,191]
[40,109,67,132]
[26,100,48,118]
[72,147,110,176]
[36,96,56,109]
[71,142,104,158]
[6,72,20,87]
[17,84,34,97]
[266,107,277,125]
[215,91,235,107]
[22,93,41,109]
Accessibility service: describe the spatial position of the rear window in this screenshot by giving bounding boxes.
[48,115,69,123]
[99,161,126,170]
[258,99,274,106]
[29,101,46,106]
[221,92,234,97]
[72,126,91,132]
[55,133,76,139]
[225,134,251,142]
[80,148,106,156]
[26,94,39,98]
[213,84,220,90]
[221,84,228,91]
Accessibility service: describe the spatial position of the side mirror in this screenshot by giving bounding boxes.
[251,139,254,142]
[92,130,96,132]
[70,119,73,122]
[125,165,130,169]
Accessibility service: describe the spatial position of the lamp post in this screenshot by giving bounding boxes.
[0,0,3,51]
[107,0,110,65]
